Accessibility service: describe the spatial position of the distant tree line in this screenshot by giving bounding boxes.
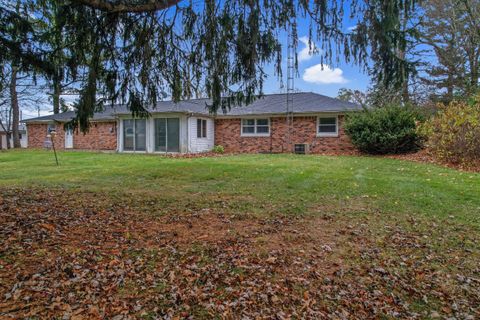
[338,0,480,108]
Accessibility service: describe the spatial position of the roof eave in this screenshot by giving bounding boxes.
[215,109,359,118]
[23,118,116,124]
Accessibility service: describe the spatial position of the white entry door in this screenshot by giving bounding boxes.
[65,129,73,148]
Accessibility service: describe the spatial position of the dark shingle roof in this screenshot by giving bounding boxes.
[23,92,360,123]
[112,98,213,116]
[21,108,120,123]
[222,92,360,116]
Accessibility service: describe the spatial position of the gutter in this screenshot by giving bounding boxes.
[214,110,356,119]
[186,113,192,154]
[22,118,117,124]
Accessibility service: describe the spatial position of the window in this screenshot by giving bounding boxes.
[47,123,56,133]
[241,118,270,136]
[197,119,207,138]
[154,118,180,152]
[317,116,338,136]
[123,119,146,151]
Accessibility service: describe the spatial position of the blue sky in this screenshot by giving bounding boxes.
[261,32,370,97]
[261,10,371,97]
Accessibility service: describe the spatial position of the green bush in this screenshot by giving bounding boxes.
[419,96,480,164]
[212,145,225,154]
[344,105,423,154]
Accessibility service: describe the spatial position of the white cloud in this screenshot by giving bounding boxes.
[298,36,319,62]
[302,64,348,84]
[347,25,358,32]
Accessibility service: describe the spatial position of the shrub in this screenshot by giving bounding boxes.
[344,105,423,154]
[212,145,225,154]
[419,96,480,164]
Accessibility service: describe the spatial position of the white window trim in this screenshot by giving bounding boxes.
[317,115,339,137]
[240,118,270,137]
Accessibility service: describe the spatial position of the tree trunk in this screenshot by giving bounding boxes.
[53,78,61,114]
[402,78,410,104]
[8,107,12,149]
[10,67,21,148]
[6,133,12,149]
[446,71,454,103]
[469,51,479,92]
[398,12,410,105]
[399,47,410,104]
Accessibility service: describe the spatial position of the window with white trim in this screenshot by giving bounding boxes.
[197,119,207,138]
[241,118,270,136]
[317,116,338,136]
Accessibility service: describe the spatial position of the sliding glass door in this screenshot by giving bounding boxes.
[123,119,146,151]
[167,118,180,152]
[154,118,179,152]
[135,120,146,151]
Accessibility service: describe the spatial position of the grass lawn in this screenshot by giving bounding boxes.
[0,150,479,318]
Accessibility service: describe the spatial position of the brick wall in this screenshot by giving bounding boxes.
[26,123,42,148]
[73,122,117,150]
[27,122,117,150]
[27,116,354,154]
[27,123,61,148]
[214,115,356,154]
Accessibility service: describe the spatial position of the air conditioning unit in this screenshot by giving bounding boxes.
[294,143,309,154]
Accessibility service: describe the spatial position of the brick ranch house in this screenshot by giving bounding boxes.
[23,92,361,154]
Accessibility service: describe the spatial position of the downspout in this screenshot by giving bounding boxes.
[270,117,273,153]
[186,113,193,154]
[115,117,120,153]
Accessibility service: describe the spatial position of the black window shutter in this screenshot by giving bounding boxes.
[197,119,202,138]
[202,120,207,138]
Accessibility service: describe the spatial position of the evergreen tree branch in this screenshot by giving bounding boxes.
[72,0,181,13]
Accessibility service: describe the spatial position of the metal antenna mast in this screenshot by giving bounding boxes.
[285,21,295,153]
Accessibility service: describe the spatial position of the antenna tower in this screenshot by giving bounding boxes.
[285,21,295,152]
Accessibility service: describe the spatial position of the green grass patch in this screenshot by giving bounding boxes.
[1,150,479,226]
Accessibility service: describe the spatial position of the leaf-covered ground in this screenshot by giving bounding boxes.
[1,188,479,319]
[387,150,480,173]
[0,151,479,318]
